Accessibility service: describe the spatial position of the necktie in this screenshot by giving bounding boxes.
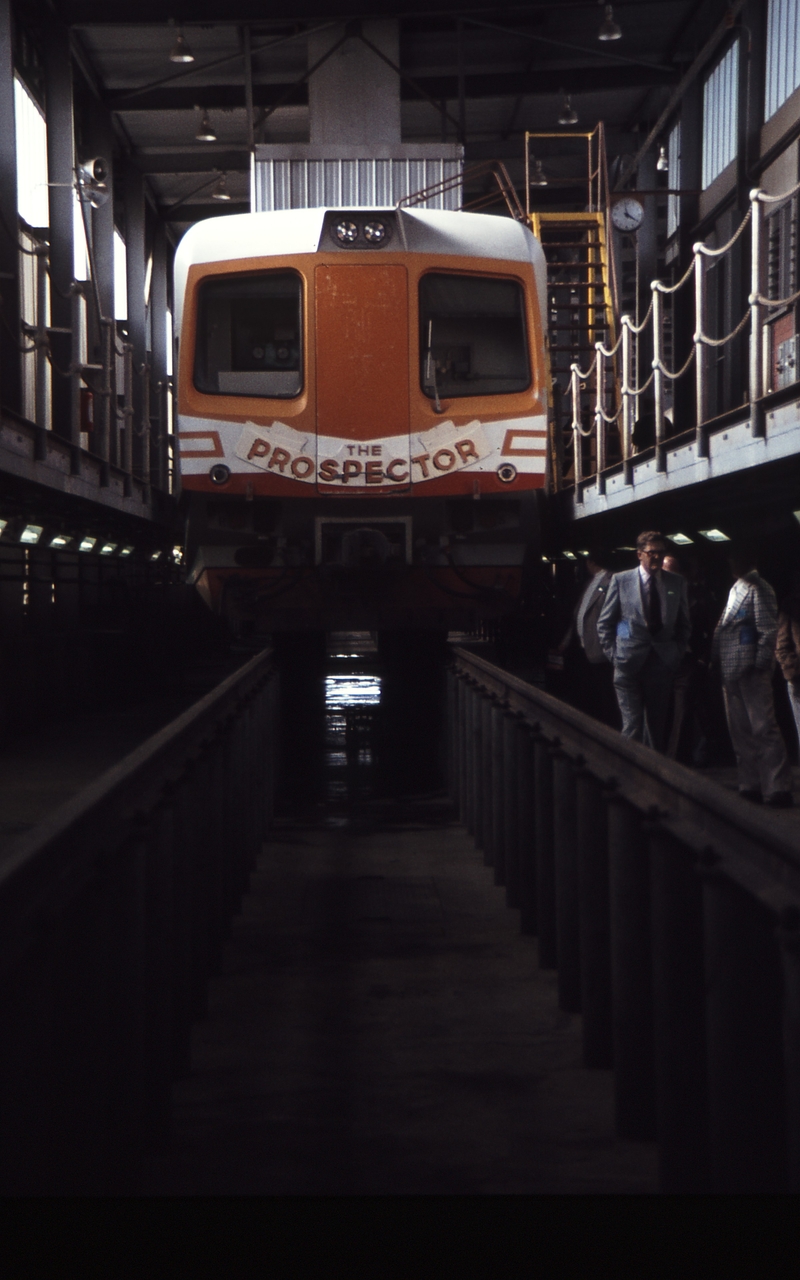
[648,577,662,635]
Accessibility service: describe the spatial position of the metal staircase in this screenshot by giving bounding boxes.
[530,210,621,487]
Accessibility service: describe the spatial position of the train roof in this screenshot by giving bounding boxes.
[173,207,545,329]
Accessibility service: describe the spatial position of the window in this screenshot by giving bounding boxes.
[14,76,48,229]
[194,272,302,398]
[667,122,681,238]
[765,0,800,121]
[114,229,127,320]
[702,41,739,190]
[419,274,530,399]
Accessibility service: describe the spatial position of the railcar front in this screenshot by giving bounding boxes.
[174,206,549,631]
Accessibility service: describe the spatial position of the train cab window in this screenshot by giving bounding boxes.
[419,273,530,399]
[194,271,302,398]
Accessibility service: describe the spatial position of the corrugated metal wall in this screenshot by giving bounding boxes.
[252,155,463,212]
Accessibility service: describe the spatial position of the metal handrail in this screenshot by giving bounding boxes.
[449,647,800,1193]
[0,646,278,1192]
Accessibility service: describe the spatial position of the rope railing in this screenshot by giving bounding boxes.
[567,177,800,497]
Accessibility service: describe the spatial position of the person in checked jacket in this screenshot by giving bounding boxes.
[712,545,793,807]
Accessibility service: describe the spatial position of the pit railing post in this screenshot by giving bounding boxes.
[553,748,580,1013]
[576,767,612,1068]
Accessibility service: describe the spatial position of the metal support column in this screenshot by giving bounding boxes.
[649,826,708,1192]
[607,795,656,1140]
[553,750,580,1013]
[43,23,75,435]
[534,735,556,968]
[124,164,148,482]
[576,768,612,1067]
[0,0,22,415]
[517,723,537,935]
[150,222,169,490]
[502,712,519,907]
[703,866,787,1192]
[479,696,493,863]
[491,701,506,885]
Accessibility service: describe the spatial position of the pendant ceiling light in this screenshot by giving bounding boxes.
[212,173,232,201]
[530,159,548,188]
[558,94,579,126]
[656,145,669,172]
[196,110,217,142]
[598,4,622,40]
[169,28,195,63]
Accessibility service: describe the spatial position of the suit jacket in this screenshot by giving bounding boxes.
[712,571,778,684]
[576,570,613,664]
[597,567,691,675]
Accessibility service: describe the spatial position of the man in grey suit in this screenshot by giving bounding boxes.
[597,531,691,751]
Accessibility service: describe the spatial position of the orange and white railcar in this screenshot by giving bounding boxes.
[174,205,549,630]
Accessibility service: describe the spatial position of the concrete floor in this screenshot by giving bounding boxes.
[145,798,659,1195]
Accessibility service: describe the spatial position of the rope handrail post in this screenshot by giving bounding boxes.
[621,315,633,483]
[570,363,583,497]
[693,249,708,458]
[595,343,606,493]
[749,189,765,438]
[652,283,666,473]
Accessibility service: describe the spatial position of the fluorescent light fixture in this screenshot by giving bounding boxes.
[79,536,96,552]
[120,546,134,557]
[668,532,694,545]
[541,555,551,563]
[20,524,43,544]
[150,550,162,561]
[563,551,577,560]
[0,519,8,535]
[616,546,636,551]
[99,542,117,555]
[699,529,730,542]
[50,534,71,548]
[793,511,800,525]
[576,549,589,556]
[172,546,183,563]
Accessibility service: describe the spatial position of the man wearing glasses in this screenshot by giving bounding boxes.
[597,530,691,751]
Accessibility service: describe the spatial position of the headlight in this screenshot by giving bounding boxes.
[333,219,359,245]
[363,219,388,245]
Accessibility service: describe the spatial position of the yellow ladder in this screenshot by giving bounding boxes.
[530,211,620,489]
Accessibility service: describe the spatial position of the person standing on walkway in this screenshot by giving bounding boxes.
[712,545,793,807]
[553,548,618,725]
[663,553,716,763]
[597,531,690,751]
[777,578,800,758]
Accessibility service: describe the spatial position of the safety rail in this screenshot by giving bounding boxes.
[17,215,175,498]
[449,647,800,1193]
[0,647,277,1193]
[566,179,800,496]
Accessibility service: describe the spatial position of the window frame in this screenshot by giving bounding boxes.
[192,266,305,401]
[417,268,532,401]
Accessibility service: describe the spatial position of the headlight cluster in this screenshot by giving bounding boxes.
[330,217,391,248]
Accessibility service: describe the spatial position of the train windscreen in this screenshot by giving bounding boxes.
[419,274,530,398]
[194,271,302,398]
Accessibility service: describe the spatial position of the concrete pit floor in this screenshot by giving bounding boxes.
[145,797,659,1195]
